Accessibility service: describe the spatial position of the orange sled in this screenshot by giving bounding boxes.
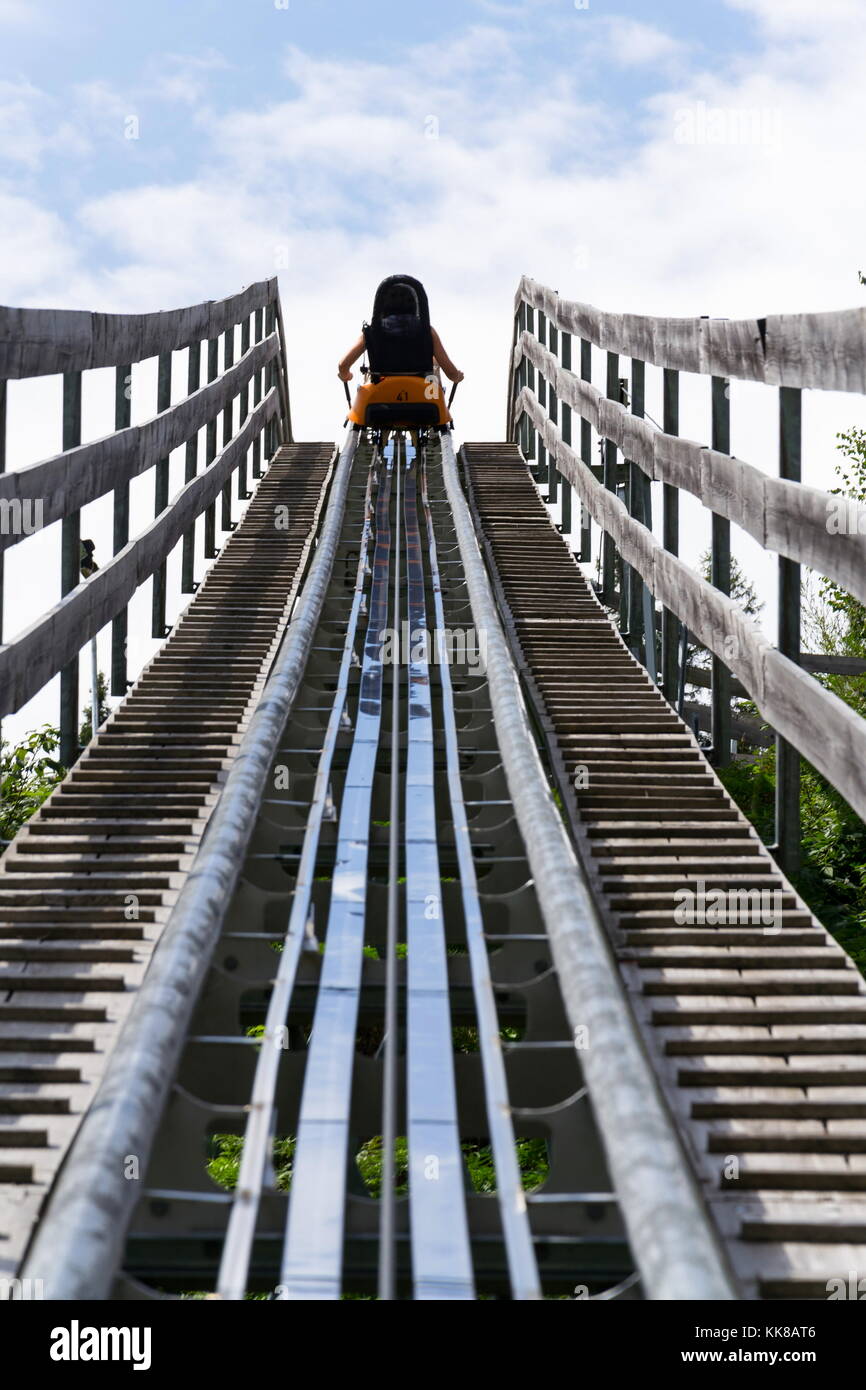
[347,373,452,430]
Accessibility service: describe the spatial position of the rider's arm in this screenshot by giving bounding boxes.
[431,327,464,383]
[338,333,365,381]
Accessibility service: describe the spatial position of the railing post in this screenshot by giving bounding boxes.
[578,339,592,562]
[151,351,172,638]
[204,338,219,558]
[111,365,131,695]
[238,315,251,500]
[252,308,264,479]
[534,310,547,485]
[265,303,276,462]
[625,360,646,652]
[524,304,536,467]
[519,302,532,460]
[272,295,292,447]
[602,351,618,605]
[221,326,234,532]
[0,379,5,749]
[60,370,82,767]
[510,301,519,445]
[559,330,573,537]
[508,299,522,445]
[181,342,201,594]
[639,471,658,684]
[710,375,732,766]
[774,386,802,876]
[546,318,558,504]
[661,368,680,700]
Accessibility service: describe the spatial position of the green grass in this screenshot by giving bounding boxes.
[206,1130,548,1199]
[718,750,866,976]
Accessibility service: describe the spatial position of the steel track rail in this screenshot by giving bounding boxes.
[438,431,736,1301]
[278,444,395,1299]
[402,445,474,1299]
[217,450,379,1300]
[19,430,360,1300]
[379,437,401,1300]
[0,444,332,1278]
[35,433,641,1300]
[464,440,866,1299]
[420,443,542,1300]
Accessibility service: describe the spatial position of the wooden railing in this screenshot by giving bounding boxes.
[509,275,866,873]
[0,279,292,762]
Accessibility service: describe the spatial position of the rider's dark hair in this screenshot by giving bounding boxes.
[379,284,417,317]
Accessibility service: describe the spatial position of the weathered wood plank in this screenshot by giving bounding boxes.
[688,655,866,691]
[0,280,277,379]
[515,275,866,392]
[764,309,866,393]
[0,334,279,553]
[515,385,866,821]
[516,330,866,604]
[0,390,279,717]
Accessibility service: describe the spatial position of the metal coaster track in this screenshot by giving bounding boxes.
[3,432,865,1302]
[6,274,866,1303]
[11,434,645,1300]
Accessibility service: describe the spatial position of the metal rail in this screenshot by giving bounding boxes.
[418,443,541,1301]
[402,445,474,1299]
[18,432,358,1299]
[0,440,333,1281]
[6,430,638,1299]
[379,437,401,1300]
[278,442,394,1298]
[463,439,866,1300]
[439,432,736,1301]
[17,403,859,1301]
[3,264,866,1303]
[217,448,379,1300]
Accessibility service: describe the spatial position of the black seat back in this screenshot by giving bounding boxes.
[363,275,434,378]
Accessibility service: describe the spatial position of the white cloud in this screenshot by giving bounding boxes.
[592,17,688,68]
[0,78,91,169]
[4,6,866,740]
[0,190,79,301]
[725,0,864,34]
[0,0,40,26]
[52,13,862,514]
[23,12,860,442]
[146,49,231,107]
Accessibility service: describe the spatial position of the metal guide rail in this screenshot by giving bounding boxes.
[0,443,335,1277]
[20,436,639,1301]
[462,440,866,1300]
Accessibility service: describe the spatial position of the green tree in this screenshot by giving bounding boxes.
[79,670,110,747]
[0,667,110,847]
[0,725,64,843]
[807,425,866,714]
[717,431,866,968]
[682,550,766,748]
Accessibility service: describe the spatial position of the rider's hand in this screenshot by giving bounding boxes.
[338,367,353,382]
[453,369,465,384]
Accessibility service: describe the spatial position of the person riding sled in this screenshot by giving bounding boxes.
[339,275,463,433]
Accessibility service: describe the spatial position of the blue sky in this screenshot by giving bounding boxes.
[3,0,862,325]
[3,0,762,130]
[1,0,865,739]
